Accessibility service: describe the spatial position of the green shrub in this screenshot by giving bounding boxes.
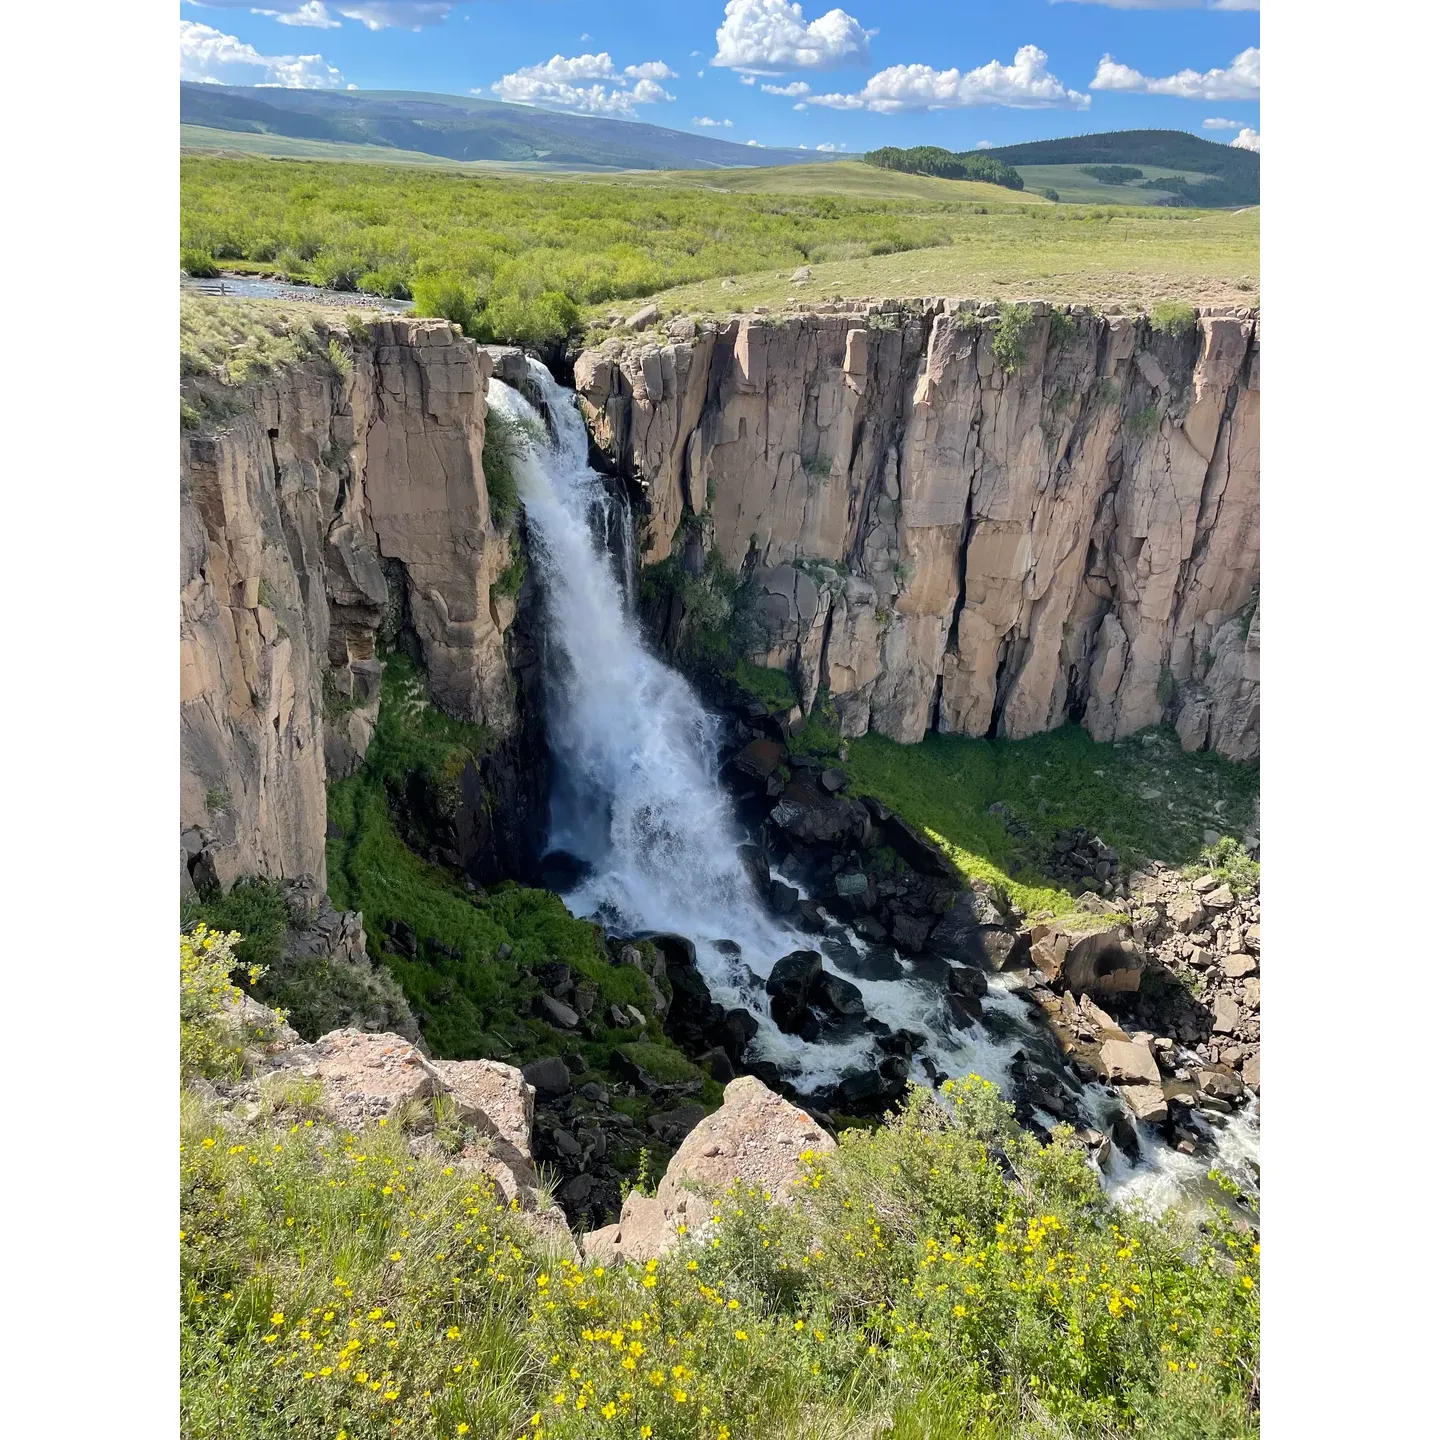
[313,250,364,292]
[1185,836,1260,896]
[491,547,528,601]
[732,659,798,713]
[483,408,541,524]
[411,271,478,331]
[1151,301,1197,337]
[475,290,581,349]
[180,925,284,1080]
[1129,403,1162,437]
[183,875,290,972]
[1048,309,1078,348]
[182,248,220,279]
[1042,187,1061,203]
[325,336,352,377]
[990,301,1037,375]
[357,265,412,301]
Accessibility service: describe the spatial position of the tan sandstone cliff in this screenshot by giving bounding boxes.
[180,317,514,891]
[576,301,1258,760]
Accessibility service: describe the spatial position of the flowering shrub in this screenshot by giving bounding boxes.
[180,924,281,1079]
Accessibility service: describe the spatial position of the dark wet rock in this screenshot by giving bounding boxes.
[579,1081,609,1103]
[696,1046,737,1083]
[536,960,575,997]
[1109,1112,1141,1164]
[643,933,699,969]
[947,963,990,1000]
[945,992,984,1030]
[522,1055,572,1097]
[736,844,771,901]
[889,911,934,953]
[714,939,742,958]
[730,738,785,786]
[825,938,904,983]
[713,1007,760,1066]
[766,949,824,1034]
[539,850,591,891]
[769,879,800,915]
[794,899,828,933]
[382,918,418,957]
[854,914,888,944]
[648,1104,707,1143]
[771,781,870,847]
[813,970,865,1019]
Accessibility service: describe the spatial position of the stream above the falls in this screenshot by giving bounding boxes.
[487,358,1259,1217]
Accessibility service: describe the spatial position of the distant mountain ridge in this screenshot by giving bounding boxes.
[180,84,827,171]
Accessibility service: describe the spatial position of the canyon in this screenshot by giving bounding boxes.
[179,300,1260,1225]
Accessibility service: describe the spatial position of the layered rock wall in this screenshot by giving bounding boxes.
[180,319,515,891]
[577,302,1259,759]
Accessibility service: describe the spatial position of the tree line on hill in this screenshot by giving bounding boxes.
[862,146,1025,190]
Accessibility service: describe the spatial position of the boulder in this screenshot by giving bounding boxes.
[429,1058,534,1168]
[302,1029,441,1129]
[1099,1039,1162,1087]
[1221,952,1258,978]
[736,843,771,899]
[946,963,990,1000]
[766,949,824,1033]
[627,303,660,331]
[1242,1048,1261,1092]
[1203,884,1235,910]
[889,912,934,953]
[1210,994,1241,1034]
[537,995,580,1029]
[521,1055,573,1098]
[1121,1085,1169,1125]
[588,1078,836,1262]
[1242,977,1261,1011]
[1168,893,1207,933]
[1029,917,1144,997]
[812,970,865,1019]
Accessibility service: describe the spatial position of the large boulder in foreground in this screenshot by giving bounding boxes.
[265,1028,576,1257]
[582,1076,835,1264]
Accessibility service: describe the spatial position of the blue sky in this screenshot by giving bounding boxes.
[179,1,1260,153]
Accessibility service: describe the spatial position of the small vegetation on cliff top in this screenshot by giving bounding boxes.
[181,926,1261,1440]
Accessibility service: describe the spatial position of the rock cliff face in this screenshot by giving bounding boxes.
[576,302,1259,760]
[180,318,517,891]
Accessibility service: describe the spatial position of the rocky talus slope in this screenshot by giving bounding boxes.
[576,302,1259,758]
[180,318,517,892]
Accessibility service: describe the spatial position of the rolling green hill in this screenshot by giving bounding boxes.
[1015,163,1219,207]
[180,84,824,172]
[960,130,1258,208]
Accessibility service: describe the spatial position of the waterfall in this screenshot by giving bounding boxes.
[487,359,1258,1213]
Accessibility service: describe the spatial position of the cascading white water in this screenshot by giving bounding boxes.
[488,359,1257,1212]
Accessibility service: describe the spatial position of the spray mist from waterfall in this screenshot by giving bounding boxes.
[486,359,1257,1210]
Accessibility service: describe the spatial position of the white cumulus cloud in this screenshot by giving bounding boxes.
[815,141,846,150]
[1204,116,1243,129]
[1092,47,1259,100]
[254,2,341,26]
[693,116,735,127]
[625,60,679,80]
[747,138,763,145]
[810,46,1089,112]
[1230,126,1260,150]
[761,80,811,95]
[180,19,344,87]
[713,0,872,74]
[489,54,674,114]
[975,139,995,149]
